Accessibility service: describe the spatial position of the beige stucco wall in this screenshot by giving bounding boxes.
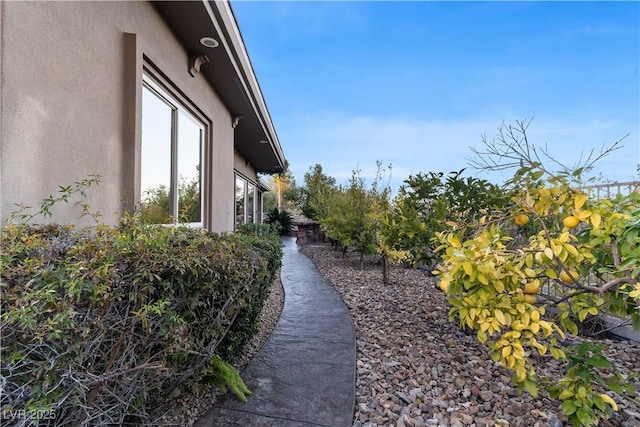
[1,1,238,232]
[234,151,260,183]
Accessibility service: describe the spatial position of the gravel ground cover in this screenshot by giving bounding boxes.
[302,243,640,427]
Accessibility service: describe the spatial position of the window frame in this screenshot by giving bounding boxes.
[234,173,258,228]
[140,68,209,228]
[246,182,256,224]
[235,174,246,228]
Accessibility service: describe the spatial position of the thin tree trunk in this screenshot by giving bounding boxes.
[382,254,389,285]
[276,183,282,210]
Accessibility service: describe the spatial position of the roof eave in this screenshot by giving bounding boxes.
[152,0,286,174]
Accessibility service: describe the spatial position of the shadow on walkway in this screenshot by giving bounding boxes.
[194,236,356,426]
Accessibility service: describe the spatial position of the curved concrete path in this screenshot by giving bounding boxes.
[194,236,356,427]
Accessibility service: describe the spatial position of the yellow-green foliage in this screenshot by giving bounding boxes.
[204,356,252,402]
[434,162,639,426]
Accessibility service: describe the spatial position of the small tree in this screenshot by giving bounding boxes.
[434,120,638,426]
[319,162,401,283]
[300,164,337,220]
[385,169,511,270]
[321,169,373,265]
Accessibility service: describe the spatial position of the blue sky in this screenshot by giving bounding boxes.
[232,1,640,191]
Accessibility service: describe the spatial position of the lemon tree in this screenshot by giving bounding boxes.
[515,213,530,226]
[434,121,639,426]
[384,169,511,270]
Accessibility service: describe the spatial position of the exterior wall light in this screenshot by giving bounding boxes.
[200,37,219,48]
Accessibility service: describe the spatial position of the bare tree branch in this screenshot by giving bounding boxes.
[467,119,627,181]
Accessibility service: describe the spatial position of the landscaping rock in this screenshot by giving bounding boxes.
[302,244,640,427]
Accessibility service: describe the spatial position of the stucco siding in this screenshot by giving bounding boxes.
[1,1,239,231]
[234,151,259,183]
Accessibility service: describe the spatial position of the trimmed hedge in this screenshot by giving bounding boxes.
[217,224,282,361]
[0,218,282,426]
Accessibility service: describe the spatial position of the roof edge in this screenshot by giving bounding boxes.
[205,0,286,172]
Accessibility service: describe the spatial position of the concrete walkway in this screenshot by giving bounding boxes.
[194,237,356,427]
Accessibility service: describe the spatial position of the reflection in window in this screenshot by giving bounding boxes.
[141,86,172,223]
[140,78,204,226]
[235,176,246,226]
[256,189,263,223]
[177,110,202,223]
[235,175,259,228]
[247,183,255,223]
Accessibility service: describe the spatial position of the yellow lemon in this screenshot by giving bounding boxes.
[562,215,580,229]
[524,282,541,295]
[523,294,537,304]
[559,270,579,284]
[515,214,529,226]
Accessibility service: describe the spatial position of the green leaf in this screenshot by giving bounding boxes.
[463,262,473,276]
[531,170,545,180]
[494,280,504,293]
[593,396,606,412]
[576,407,595,426]
[578,308,590,322]
[562,400,578,415]
[561,318,579,336]
[585,356,613,369]
[523,379,538,397]
[576,366,592,383]
[550,347,565,360]
[632,314,640,331]
[575,342,591,357]
[606,381,624,394]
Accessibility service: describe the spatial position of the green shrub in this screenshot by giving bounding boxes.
[1,215,282,425]
[216,225,282,361]
[236,222,273,237]
[265,208,293,235]
[386,169,512,269]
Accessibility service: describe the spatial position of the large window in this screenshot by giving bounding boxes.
[140,76,205,227]
[235,175,257,228]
